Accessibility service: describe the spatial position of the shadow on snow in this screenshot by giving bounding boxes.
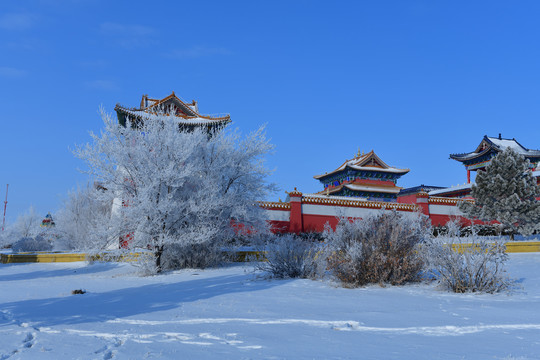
[0,270,283,327]
[0,262,117,282]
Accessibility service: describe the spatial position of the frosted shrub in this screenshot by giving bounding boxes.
[11,236,53,253]
[160,241,227,270]
[324,210,430,287]
[130,251,159,276]
[424,234,513,293]
[55,184,118,251]
[256,234,323,279]
[0,229,13,248]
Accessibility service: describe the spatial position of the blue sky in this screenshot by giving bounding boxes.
[1,0,540,224]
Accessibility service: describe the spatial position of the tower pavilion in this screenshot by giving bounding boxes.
[450,134,540,183]
[114,92,231,131]
[314,150,409,202]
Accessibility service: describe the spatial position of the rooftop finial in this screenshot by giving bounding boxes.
[499,133,502,140]
[357,148,361,158]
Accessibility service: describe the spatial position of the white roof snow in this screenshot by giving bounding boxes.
[347,165,409,174]
[304,193,368,201]
[428,183,472,196]
[343,184,402,194]
[120,108,226,125]
[487,137,540,155]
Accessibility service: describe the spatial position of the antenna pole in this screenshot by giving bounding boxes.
[2,184,8,231]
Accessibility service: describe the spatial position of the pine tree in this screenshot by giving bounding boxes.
[460,147,540,238]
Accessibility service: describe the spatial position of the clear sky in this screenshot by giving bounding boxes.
[1,0,540,224]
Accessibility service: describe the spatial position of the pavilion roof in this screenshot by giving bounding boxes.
[314,150,409,180]
[115,92,231,127]
[450,135,540,162]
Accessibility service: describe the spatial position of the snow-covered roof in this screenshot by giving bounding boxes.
[117,108,226,126]
[428,183,472,196]
[317,183,401,196]
[314,150,409,179]
[450,135,540,162]
[115,92,231,127]
[344,184,402,194]
[303,193,368,201]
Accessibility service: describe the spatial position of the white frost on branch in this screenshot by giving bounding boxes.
[74,108,275,271]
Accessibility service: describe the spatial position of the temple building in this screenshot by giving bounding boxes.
[313,150,409,202]
[450,134,540,184]
[398,134,540,201]
[114,92,231,131]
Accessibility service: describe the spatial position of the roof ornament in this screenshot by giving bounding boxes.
[357,148,361,158]
[499,133,502,140]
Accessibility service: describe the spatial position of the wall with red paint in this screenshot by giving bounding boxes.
[262,192,487,232]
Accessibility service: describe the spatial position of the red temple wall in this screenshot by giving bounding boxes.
[263,193,493,233]
[397,194,417,204]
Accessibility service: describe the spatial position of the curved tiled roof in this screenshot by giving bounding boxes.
[450,135,540,162]
[115,91,231,127]
[116,107,230,126]
[314,150,409,180]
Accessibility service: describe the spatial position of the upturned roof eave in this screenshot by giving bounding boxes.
[115,105,231,124]
[116,106,231,122]
[314,164,409,180]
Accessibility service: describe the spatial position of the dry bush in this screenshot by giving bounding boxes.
[160,242,229,271]
[11,236,53,253]
[324,210,430,287]
[424,234,514,293]
[255,233,324,279]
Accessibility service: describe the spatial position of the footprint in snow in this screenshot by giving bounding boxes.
[22,332,35,348]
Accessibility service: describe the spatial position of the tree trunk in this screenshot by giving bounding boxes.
[155,245,164,273]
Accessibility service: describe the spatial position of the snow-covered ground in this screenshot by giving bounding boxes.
[1,254,540,359]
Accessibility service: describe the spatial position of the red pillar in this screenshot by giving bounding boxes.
[416,191,430,216]
[288,188,303,233]
[467,170,471,184]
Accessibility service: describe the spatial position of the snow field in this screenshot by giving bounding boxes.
[0,254,540,359]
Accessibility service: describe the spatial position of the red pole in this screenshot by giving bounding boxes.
[2,184,8,231]
[467,170,471,184]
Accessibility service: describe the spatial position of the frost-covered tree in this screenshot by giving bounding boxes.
[0,206,47,250]
[55,183,117,250]
[460,147,540,238]
[13,206,42,239]
[75,108,275,271]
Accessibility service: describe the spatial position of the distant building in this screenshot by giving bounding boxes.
[399,135,540,201]
[114,92,231,131]
[313,150,409,202]
[397,185,446,204]
[262,135,540,233]
[450,134,540,183]
[40,212,55,228]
